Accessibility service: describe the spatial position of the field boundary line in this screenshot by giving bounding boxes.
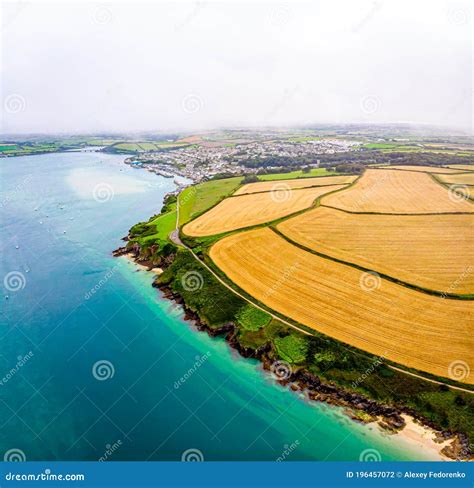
[272,227,474,300]
[230,182,352,197]
[170,180,474,393]
[181,184,348,238]
[319,204,474,216]
[202,240,473,394]
[430,173,474,203]
[371,166,472,176]
[170,197,473,394]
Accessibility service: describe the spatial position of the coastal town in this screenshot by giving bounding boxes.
[124,138,361,182]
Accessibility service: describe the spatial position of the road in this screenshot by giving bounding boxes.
[170,196,473,395]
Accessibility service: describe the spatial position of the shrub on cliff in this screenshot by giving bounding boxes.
[159,250,245,327]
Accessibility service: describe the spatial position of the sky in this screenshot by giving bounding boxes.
[1,0,472,134]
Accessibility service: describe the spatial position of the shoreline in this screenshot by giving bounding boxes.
[114,245,470,461]
[391,415,451,461]
[119,252,163,275]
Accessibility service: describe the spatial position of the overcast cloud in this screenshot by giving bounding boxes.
[1,0,472,134]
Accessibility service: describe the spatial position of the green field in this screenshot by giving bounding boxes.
[257,168,338,180]
[178,177,242,225]
[111,141,188,153]
[0,145,19,152]
[274,334,309,364]
[364,143,400,149]
[141,207,177,243]
[236,305,271,331]
[129,200,177,251]
[0,138,122,156]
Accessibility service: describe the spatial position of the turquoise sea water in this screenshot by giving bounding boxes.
[0,152,434,461]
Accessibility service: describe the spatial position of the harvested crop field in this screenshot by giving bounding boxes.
[234,175,356,195]
[437,173,474,186]
[444,165,474,172]
[183,184,346,236]
[322,169,474,214]
[278,206,474,294]
[210,228,474,383]
[381,165,466,174]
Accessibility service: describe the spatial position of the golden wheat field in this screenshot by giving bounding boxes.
[322,169,474,214]
[381,165,466,174]
[210,228,474,383]
[437,173,474,186]
[183,184,346,237]
[278,206,474,294]
[444,165,474,171]
[234,175,356,195]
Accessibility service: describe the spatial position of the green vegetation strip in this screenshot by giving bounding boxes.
[256,168,338,180]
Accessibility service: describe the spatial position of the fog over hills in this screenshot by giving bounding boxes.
[1,0,472,134]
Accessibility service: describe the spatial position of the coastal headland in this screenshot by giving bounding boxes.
[114,156,474,461]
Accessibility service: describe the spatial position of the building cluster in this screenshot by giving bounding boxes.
[126,138,360,182]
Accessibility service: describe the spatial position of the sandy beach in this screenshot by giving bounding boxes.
[389,415,454,461]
